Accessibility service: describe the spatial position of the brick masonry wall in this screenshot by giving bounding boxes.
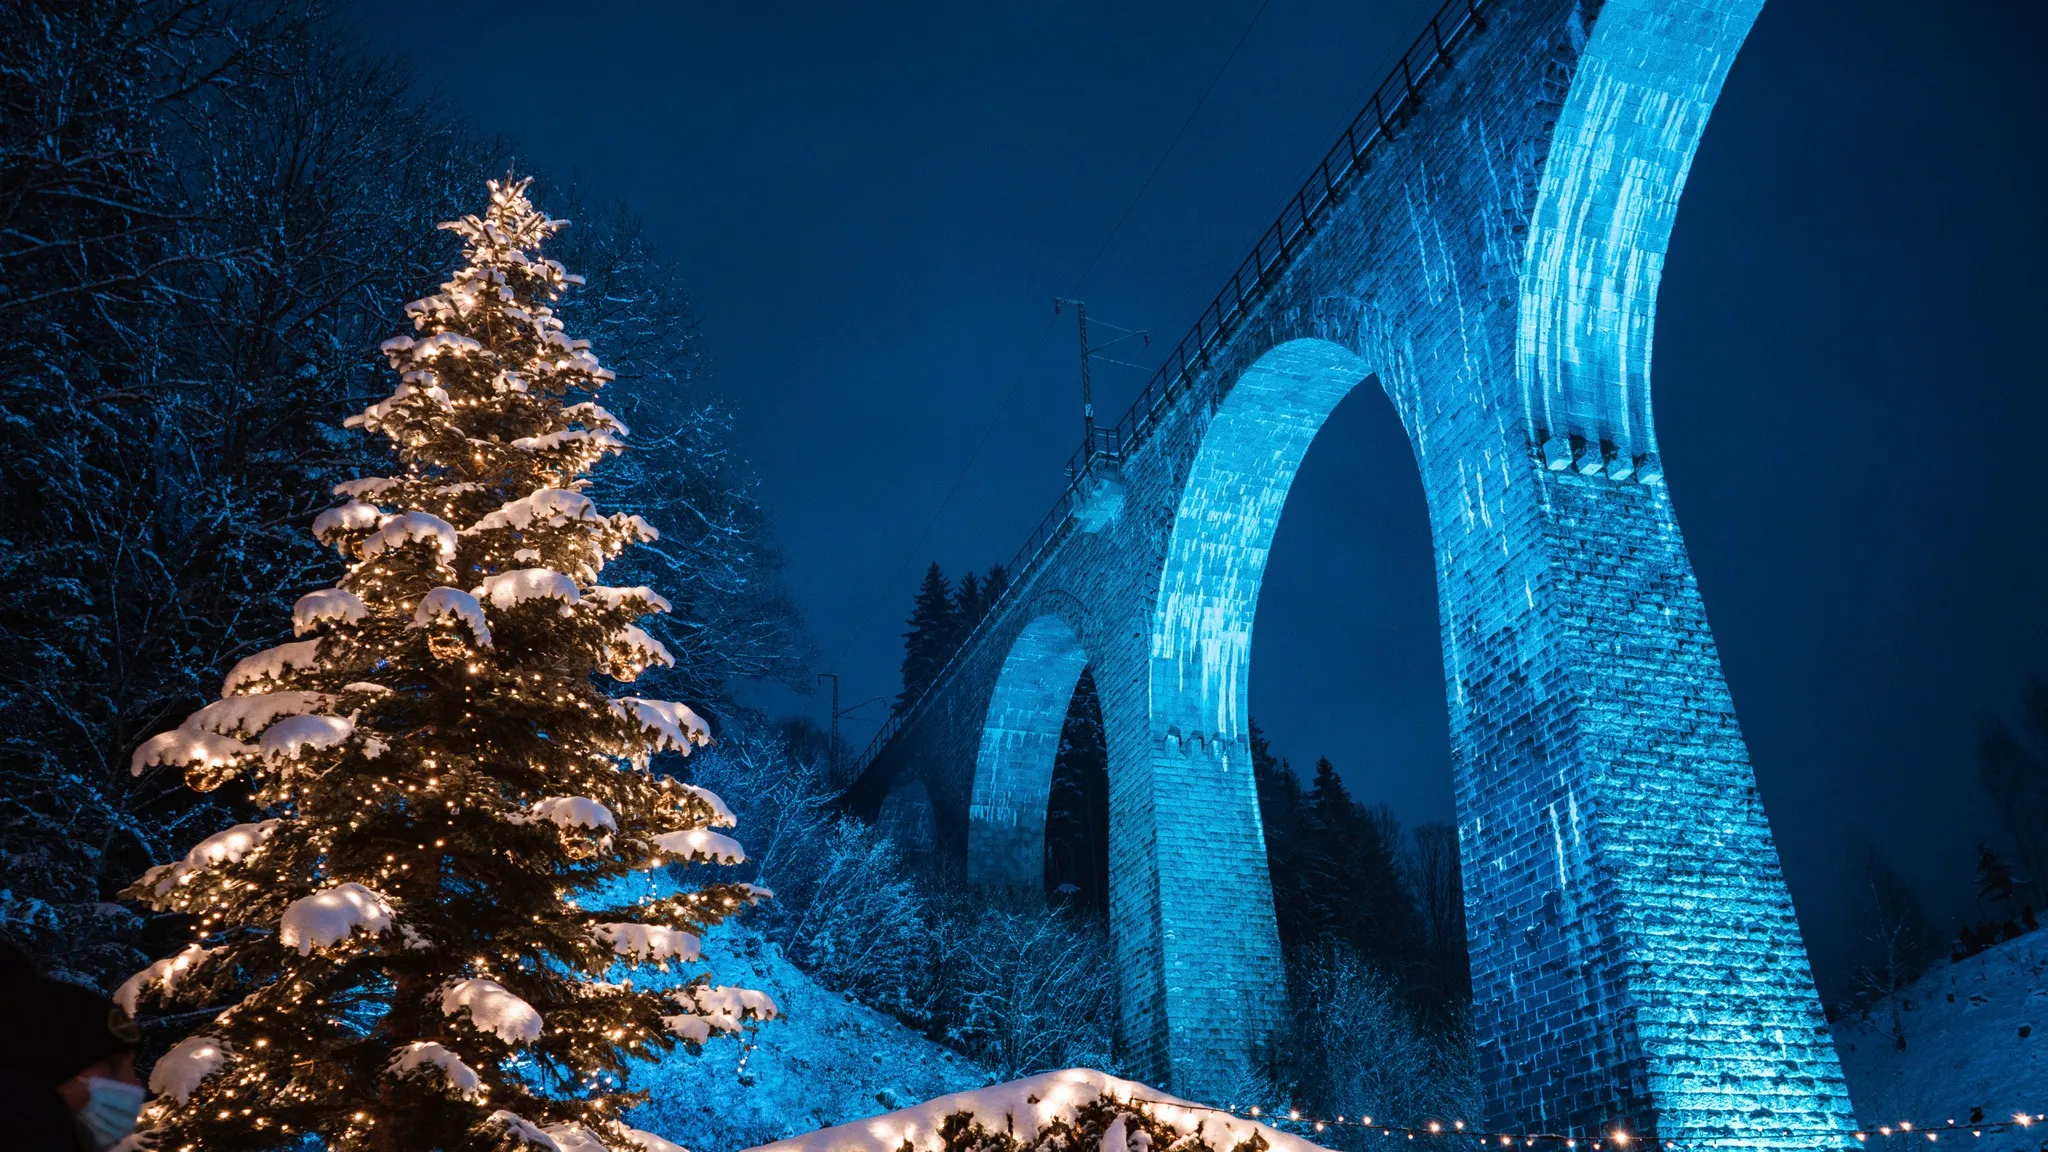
[851,0,1858,1142]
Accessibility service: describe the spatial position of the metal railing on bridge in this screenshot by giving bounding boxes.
[1063,0,1490,480]
[846,0,1493,786]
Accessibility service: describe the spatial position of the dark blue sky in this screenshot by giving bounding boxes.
[352,0,2047,989]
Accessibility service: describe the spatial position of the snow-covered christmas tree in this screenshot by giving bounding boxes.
[118,177,775,1152]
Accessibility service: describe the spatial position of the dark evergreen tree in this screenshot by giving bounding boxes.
[1351,804,1428,984]
[981,564,1010,607]
[953,571,985,639]
[1300,758,1425,984]
[947,565,1014,653]
[1250,722,1318,948]
[1408,821,1471,1013]
[895,562,955,716]
[1977,844,2017,909]
[1309,755,1352,812]
[1979,678,2048,908]
[1252,733,1441,1023]
[1045,669,1109,919]
[1297,757,1355,942]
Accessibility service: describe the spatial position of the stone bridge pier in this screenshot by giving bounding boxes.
[849,0,1858,1144]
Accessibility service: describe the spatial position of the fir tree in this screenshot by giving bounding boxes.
[1250,722,1316,947]
[895,562,955,716]
[1977,844,2017,909]
[1300,757,1360,944]
[1265,750,1428,992]
[954,570,985,637]
[949,564,1013,653]
[980,565,1010,620]
[1408,821,1471,1012]
[115,179,772,1152]
[1309,755,1353,813]
[1343,802,1429,986]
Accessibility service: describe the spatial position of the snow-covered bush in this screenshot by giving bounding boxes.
[777,819,930,1009]
[1271,943,1479,1147]
[752,1069,1321,1152]
[923,893,1117,1081]
[683,725,931,1014]
[682,724,1118,1078]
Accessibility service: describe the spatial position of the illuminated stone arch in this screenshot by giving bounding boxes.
[1126,337,1382,1077]
[1151,339,1380,749]
[966,609,1093,895]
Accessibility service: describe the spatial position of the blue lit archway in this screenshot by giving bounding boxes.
[966,613,1091,894]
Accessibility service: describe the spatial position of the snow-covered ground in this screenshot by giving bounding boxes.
[626,921,2048,1151]
[628,924,988,1150]
[1834,929,2048,1148]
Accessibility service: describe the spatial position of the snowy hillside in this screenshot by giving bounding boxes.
[1833,929,2048,1148]
[628,924,989,1150]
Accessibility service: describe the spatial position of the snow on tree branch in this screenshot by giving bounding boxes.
[110,175,775,1151]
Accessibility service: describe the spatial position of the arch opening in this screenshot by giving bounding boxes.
[875,777,937,861]
[1245,375,1466,1009]
[1044,667,1109,919]
[967,613,1090,895]
[1153,337,1388,749]
[1248,377,1452,828]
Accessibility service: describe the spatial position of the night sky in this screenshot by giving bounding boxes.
[350,0,2047,993]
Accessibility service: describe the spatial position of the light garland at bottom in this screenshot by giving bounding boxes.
[1108,1092,2047,1150]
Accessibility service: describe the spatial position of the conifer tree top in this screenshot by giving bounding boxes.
[896,561,958,716]
[120,177,772,1152]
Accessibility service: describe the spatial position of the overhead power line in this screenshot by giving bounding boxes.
[826,0,1273,676]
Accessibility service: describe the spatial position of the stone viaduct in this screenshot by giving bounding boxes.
[846,0,1857,1143]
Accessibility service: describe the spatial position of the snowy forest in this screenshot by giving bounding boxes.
[3,2,2046,1151]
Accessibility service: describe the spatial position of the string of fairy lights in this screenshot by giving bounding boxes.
[1098,1093,2048,1150]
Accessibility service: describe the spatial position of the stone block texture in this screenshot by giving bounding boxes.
[848,0,1858,1143]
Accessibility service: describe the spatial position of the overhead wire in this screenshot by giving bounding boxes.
[826,0,1273,676]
